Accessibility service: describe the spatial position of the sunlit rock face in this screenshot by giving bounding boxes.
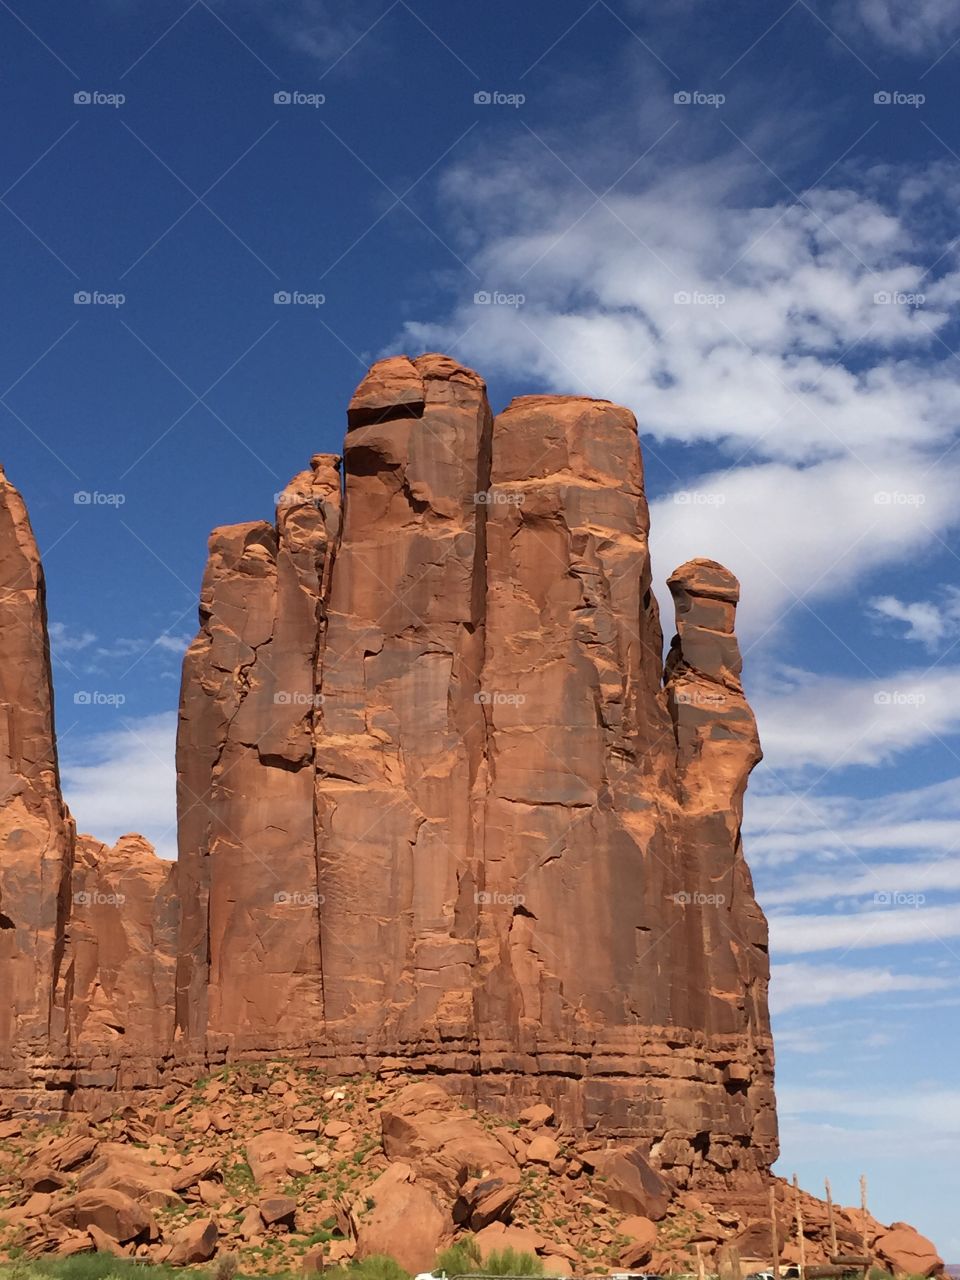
[0,358,775,1190]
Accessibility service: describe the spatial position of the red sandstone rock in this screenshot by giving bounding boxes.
[62,834,177,1052]
[0,466,76,1058]
[53,1188,153,1242]
[874,1223,943,1277]
[165,1216,218,1265]
[586,1146,671,1220]
[354,1162,450,1273]
[380,1081,517,1198]
[1,369,773,1184]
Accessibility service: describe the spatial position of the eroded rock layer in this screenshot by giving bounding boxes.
[0,357,776,1191]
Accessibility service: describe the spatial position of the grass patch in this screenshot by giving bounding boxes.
[482,1249,543,1277]
[434,1239,481,1277]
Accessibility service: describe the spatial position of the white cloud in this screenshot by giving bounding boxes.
[843,0,960,53]
[59,712,178,860]
[402,143,960,644]
[772,959,952,1011]
[153,632,192,655]
[769,902,960,952]
[748,663,960,768]
[212,0,387,64]
[869,590,960,651]
[49,621,97,652]
[762,859,960,908]
[648,455,960,641]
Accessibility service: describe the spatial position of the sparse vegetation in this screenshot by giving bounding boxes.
[323,1257,410,1280]
[434,1237,482,1276]
[481,1248,543,1277]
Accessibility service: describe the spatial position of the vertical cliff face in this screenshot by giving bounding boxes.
[0,357,776,1186]
[175,455,341,1047]
[315,354,493,1049]
[0,465,74,1056]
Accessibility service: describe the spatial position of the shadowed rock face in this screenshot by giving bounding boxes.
[0,357,775,1190]
[0,465,75,1055]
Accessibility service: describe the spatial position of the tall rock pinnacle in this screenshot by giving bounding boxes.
[0,360,775,1190]
[0,465,75,1054]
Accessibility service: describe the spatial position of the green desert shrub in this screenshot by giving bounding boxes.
[435,1238,482,1276]
[482,1248,543,1277]
[324,1256,411,1280]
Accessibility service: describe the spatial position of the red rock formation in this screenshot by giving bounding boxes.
[0,465,75,1056]
[314,354,492,1049]
[60,834,177,1052]
[0,358,773,1189]
[175,455,341,1046]
[0,467,177,1090]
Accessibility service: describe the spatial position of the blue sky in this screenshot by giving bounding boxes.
[2,0,959,1255]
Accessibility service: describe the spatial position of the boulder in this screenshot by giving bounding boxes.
[166,1217,219,1266]
[526,1135,560,1165]
[54,1188,153,1242]
[455,1171,522,1229]
[381,1082,517,1197]
[473,1221,549,1260]
[519,1105,555,1128]
[259,1195,298,1228]
[355,1164,450,1275]
[618,1214,657,1265]
[246,1130,303,1186]
[587,1146,672,1220]
[874,1223,943,1277]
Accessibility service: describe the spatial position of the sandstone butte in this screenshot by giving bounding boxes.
[0,355,943,1275]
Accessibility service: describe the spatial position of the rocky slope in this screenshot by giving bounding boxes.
[0,1064,943,1276]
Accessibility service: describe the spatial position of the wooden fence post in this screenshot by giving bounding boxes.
[770,1184,781,1279]
[825,1177,838,1258]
